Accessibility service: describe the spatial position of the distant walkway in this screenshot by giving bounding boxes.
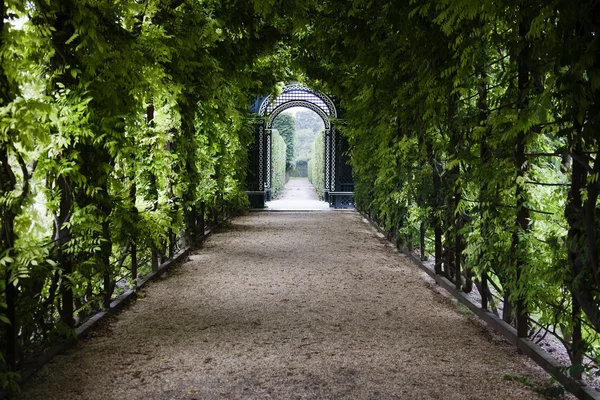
[267,178,330,210]
[19,212,554,399]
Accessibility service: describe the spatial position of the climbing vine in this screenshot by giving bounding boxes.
[271,130,287,197]
[1,0,600,393]
[294,0,600,381]
[272,113,295,170]
[308,133,325,200]
[0,0,291,389]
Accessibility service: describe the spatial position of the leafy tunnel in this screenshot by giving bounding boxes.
[0,0,599,396]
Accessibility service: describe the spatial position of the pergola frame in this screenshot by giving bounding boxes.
[247,83,354,209]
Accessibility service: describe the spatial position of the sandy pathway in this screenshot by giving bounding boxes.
[19,212,558,399]
[267,178,330,210]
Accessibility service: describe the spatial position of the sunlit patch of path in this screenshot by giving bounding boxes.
[266,177,330,210]
[18,212,560,400]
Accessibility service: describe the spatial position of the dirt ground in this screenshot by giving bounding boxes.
[266,178,330,210]
[17,212,569,399]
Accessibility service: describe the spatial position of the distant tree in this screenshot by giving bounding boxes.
[295,110,324,132]
[272,112,295,168]
[293,128,319,163]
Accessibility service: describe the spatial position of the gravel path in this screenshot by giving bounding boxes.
[18,212,562,400]
[267,178,330,210]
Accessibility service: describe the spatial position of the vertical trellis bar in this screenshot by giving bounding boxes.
[103,272,111,309]
[151,250,159,272]
[131,242,138,288]
[433,157,443,275]
[168,229,174,259]
[420,222,426,261]
[514,16,531,340]
[455,206,462,290]
[130,177,138,287]
[571,294,583,380]
[444,232,452,279]
[481,272,488,310]
[4,274,17,371]
[199,202,205,236]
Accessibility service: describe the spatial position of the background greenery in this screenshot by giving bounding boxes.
[308,133,325,200]
[271,130,287,198]
[294,0,600,380]
[271,112,295,170]
[290,110,324,178]
[1,0,599,391]
[0,0,294,389]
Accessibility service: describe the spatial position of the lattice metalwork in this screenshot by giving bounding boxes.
[331,129,336,189]
[259,83,337,118]
[334,194,354,209]
[266,131,271,189]
[246,124,261,191]
[258,126,264,189]
[336,131,353,189]
[248,83,354,209]
[267,101,331,130]
[324,130,331,191]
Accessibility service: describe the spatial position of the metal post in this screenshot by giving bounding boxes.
[103,272,111,309]
[131,243,138,289]
[481,272,488,310]
[168,229,174,259]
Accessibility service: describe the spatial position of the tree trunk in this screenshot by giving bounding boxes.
[512,16,532,338]
[56,175,74,328]
[474,64,491,297]
[0,149,18,370]
[130,178,138,287]
[432,155,443,275]
[0,3,23,370]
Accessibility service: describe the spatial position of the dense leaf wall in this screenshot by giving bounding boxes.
[272,113,295,169]
[0,0,293,388]
[308,133,325,200]
[294,0,600,378]
[271,131,287,198]
[2,0,600,391]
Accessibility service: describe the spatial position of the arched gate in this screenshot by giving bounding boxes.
[246,83,354,209]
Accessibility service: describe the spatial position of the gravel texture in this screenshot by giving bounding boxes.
[18,211,568,400]
[266,178,330,210]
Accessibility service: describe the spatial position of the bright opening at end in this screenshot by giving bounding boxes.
[267,107,329,210]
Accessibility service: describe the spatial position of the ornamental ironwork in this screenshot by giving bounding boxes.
[331,128,336,189]
[259,83,337,119]
[258,126,264,189]
[247,82,353,209]
[325,130,331,190]
[266,131,271,189]
[267,101,331,130]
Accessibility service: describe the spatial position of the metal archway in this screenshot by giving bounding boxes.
[246,83,354,209]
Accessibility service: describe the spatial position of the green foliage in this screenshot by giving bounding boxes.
[1,0,600,393]
[295,110,324,132]
[308,132,324,200]
[271,130,287,198]
[293,128,319,163]
[292,110,324,166]
[0,0,289,389]
[293,0,600,380]
[272,112,295,168]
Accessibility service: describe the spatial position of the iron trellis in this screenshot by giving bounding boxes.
[247,83,354,209]
[258,83,337,119]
